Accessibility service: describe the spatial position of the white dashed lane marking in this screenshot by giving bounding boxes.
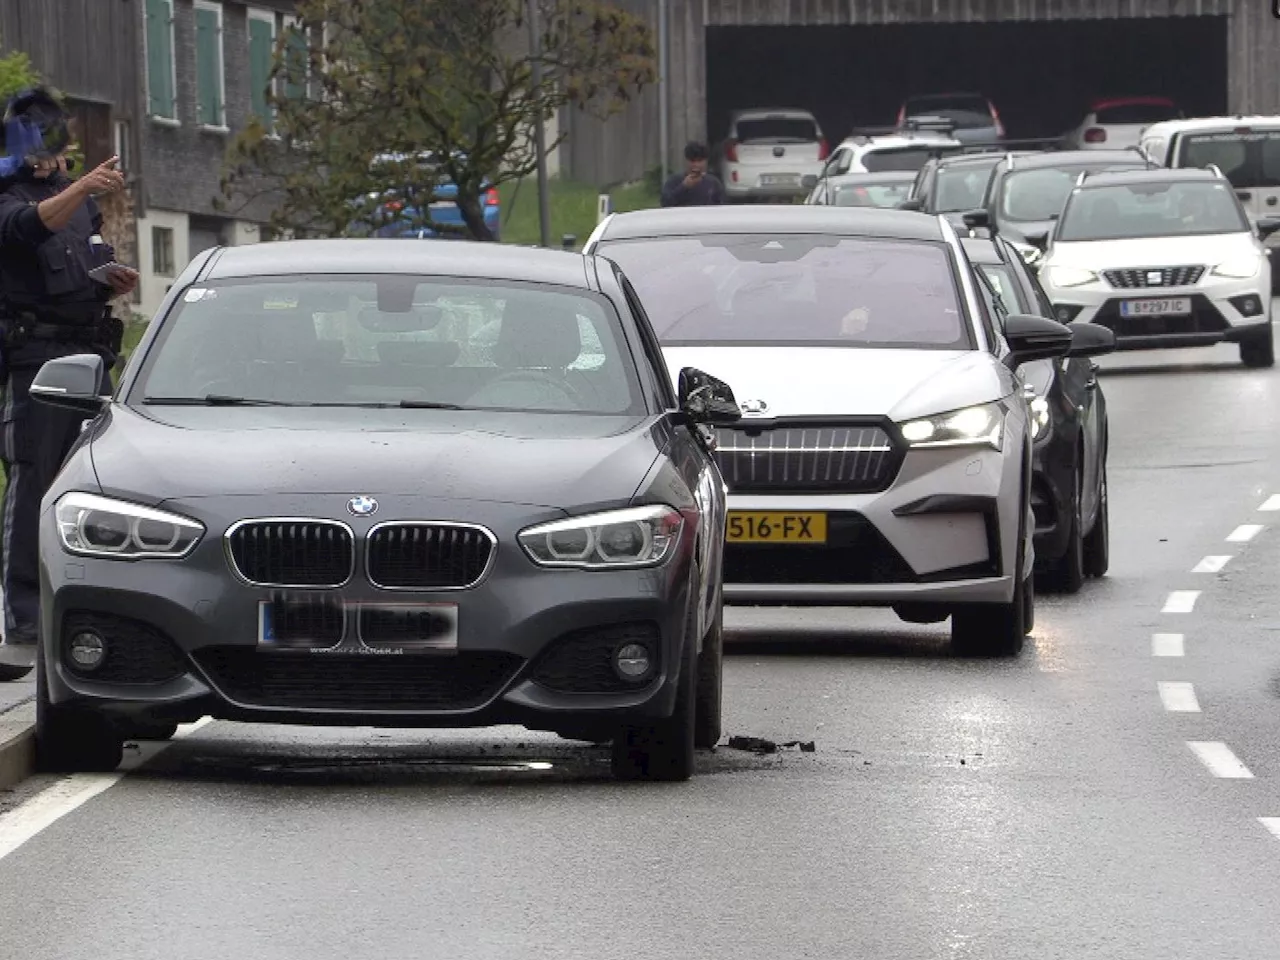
[1259,495,1280,512]
[1158,682,1201,713]
[1152,633,1184,657]
[1227,524,1264,543]
[1162,591,1200,614]
[1187,741,1254,779]
[1192,555,1231,573]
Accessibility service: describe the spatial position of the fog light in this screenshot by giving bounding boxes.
[614,642,652,681]
[68,630,106,671]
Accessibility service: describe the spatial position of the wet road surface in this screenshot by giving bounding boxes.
[3,335,1280,958]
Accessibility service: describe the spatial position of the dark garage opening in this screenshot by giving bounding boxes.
[706,17,1228,149]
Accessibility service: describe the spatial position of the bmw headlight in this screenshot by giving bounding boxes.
[54,492,205,559]
[518,504,684,570]
[899,401,1005,451]
[1029,395,1051,441]
[1212,255,1262,279]
[1045,266,1097,288]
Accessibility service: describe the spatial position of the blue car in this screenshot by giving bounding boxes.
[354,152,502,241]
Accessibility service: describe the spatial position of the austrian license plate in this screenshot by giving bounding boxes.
[760,174,799,186]
[727,511,827,544]
[1119,297,1192,317]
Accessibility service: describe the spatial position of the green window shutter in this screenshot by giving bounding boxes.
[248,18,274,125]
[284,24,308,101]
[145,0,174,119]
[195,8,222,126]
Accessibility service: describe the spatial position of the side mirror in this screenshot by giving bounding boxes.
[1002,314,1073,368]
[960,208,990,230]
[30,354,109,414]
[1256,217,1280,240]
[801,174,818,190]
[1065,321,1116,359]
[1023,230,1050,251]
[897,198,924,212]
[677,367,741,424]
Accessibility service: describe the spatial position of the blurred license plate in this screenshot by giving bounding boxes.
[760,174,799,186]
[727,512,826,544]
[429,200,455,210]
[1120,297,1191,317]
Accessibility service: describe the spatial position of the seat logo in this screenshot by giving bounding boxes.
[740,398,769,415]
[347,496,379,516]
[1146,270,1163,285]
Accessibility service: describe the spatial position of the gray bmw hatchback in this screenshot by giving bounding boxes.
[30,239,740,782]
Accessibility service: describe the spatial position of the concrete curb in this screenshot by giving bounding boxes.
[0,701,36,791]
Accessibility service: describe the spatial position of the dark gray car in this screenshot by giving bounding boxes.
[30,239,742,782]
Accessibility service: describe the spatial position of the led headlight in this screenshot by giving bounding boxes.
[518,504,684,570]
[1029,395,1051,441]
[1212,255,1262,279]
[54,492,204,560]
[1045,266,1097,288]
[899,401,1005,451]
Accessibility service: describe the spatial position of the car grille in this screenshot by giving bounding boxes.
[193,647,524,711]
[1103,265,1205,289]
[1093,294,1228,339]
[713,424,900,493]
[227,520,354,588]
[366,523,495,589]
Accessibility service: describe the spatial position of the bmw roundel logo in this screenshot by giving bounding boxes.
[347,496,379,517]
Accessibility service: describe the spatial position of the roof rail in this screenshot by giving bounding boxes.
[1076,170,1089,186]
[1206,163,1223,178]
[902,114,957,136]
[1006,152,1017,170]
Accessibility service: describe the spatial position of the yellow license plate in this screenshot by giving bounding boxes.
[727,512,827,544]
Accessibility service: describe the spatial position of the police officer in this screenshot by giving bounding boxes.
[0,88,137,680]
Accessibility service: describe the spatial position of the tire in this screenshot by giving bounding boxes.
[951,478,1032,658]
[34,653,124,774]
[1042,467,1084,594]
[611,602,697,782]
[1082,448,1110,579]
[694,602,724,749]
[1241,325,1275,368]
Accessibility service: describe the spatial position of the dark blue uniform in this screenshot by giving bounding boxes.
[0,169,119,643]
[660,172,725,207]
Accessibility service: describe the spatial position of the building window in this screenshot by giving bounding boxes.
[143,0,177,121]
[281,15,310,102]
[247,8,276,131]
[152,226,175,276]
[194,1,226,129]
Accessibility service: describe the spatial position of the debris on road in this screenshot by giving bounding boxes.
[725,736,817,754]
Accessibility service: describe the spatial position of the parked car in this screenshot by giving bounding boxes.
[898,92,1005,145]
[1036,166,1280,367]
[805,170,915,208]
[352,152,502,241]
[1061,96,1184,151]
[585,206,1110,656]
[717,108,829,203]
[1139,115,1280,294]
[30,239,739,782]
[974,148,1158,263]
[962,233,1113,592]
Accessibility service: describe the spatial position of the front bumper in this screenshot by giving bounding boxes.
[1044,270,1271,351]
[39,496,694,738]
[719,440,1026,608]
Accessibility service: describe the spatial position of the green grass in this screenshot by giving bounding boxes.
[497,176,660,247]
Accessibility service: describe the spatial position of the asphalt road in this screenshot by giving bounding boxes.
[3,330,1280,959]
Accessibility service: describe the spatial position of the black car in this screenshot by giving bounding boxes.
[962,233,1114,593]
[973,148,1158,261]
[29,238,742,782]
[899,146,1057,219]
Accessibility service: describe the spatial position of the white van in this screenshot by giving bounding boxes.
[1141,116,1280,291]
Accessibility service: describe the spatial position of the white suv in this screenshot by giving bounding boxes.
[1038,166,1280,367]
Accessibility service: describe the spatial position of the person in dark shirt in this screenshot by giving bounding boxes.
[661,141,725,207]
[0,88,136,679]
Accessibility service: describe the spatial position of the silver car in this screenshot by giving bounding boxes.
[586,207,1112,656]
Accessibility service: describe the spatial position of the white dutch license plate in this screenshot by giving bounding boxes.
[1119,297,1192,317]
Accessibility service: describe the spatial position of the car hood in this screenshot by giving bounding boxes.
[663,346,1013,422]
[1045,231,1259,269]
[88,406,666,511]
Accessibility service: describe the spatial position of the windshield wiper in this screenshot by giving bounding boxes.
[142,395,302,407]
